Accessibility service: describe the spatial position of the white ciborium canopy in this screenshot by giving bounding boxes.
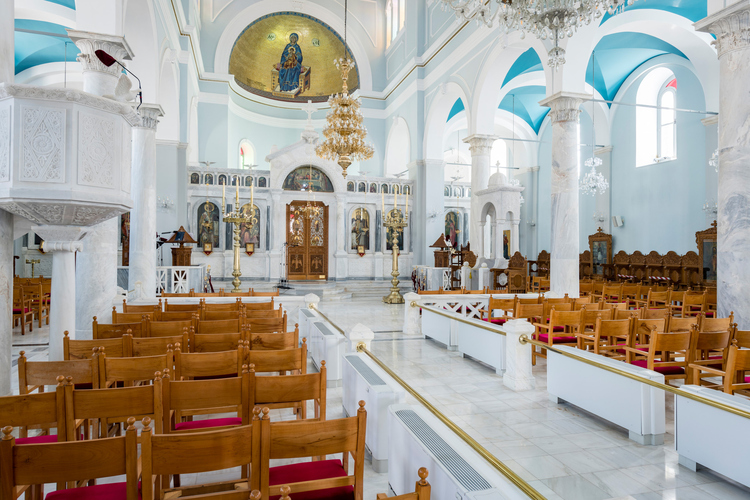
[0,83,139,226]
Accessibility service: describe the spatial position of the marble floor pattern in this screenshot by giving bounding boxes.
[9,295,750,499]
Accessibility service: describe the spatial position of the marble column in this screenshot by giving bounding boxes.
[540,93,589,298]
[511,220,520,255]
[464,135,497,253]
[0,210,12,395]
[478,221,486,259]
[697,3,750,328]
[407,160,445,265]
[0,0,13,85]
[33,226,88,361]
[503,319,536,391]
[129,104,163,298]
[402,292,420,334]
[335,194,347,280]
[66,30,133,96]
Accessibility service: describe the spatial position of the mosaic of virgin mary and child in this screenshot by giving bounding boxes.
[276,33,304,94]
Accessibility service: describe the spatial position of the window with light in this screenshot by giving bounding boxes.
[386,0,405,47]
[239,140,255,170]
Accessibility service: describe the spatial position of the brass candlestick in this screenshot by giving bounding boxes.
[222,185,256,293]
[383,209,408,304]
[26,259,40,279]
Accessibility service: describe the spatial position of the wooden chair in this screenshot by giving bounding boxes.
[147,318,195,338]
[163,299,203,312]
[162,371,250,434]
[202,300,244,312]
[23,283,48,328]
[93,317,146,339]
[635,288,671,309]
[479,296,517,325]
[513,303,544,324]
[719,344,750,395]
[581,305,613,332]
[532,309,583,364]
[672,290,706,318]
[249,363,326,420]
[579,282,594,297]
[98,349,173,388]
[594,283,622,303]
[157,310,199,322]
[257,403,366,500]
[620,284,641,309]
[244,313,288,334]
[250,290,279,297]
[203,310,243,321]
[244,299,275,311]
[112,309,153,324]
[631,318,668,353]
[197,318,243,334]
[132,334,186,358]
[140,415,260,500]
[0,418,140,500]
[626,329,693,386]
[12,285,33,335]
[244,305,284,319]
[245,327,300,351]
[541,301,572,324]
[686,325,731,386]
[700,312,734,333]
[64,331,126,360]
[121,299,160,314]
[245,345,307,375]
[612,308,640,320]
[18,352,99,393]
[572,296,594,311]
[190,331,244,354]
[377,469,431,500]
[174,348,246,380]
[600,301,628,312]
[64,376,164,440]
[591,318,635,358]
[733,328,750,348]
[642,307,670,322]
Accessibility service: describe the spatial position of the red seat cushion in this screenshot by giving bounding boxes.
[13,308,30,313]
[269,459,353,500]
[174,417,241,431]
[46,482,139,500]
[631,360,684,375]
[705,311,715,317]
[17,434,58,445]
[482,318,507,325]
[538,333,577,343]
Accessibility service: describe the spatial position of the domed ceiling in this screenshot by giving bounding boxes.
[229,12,360,103]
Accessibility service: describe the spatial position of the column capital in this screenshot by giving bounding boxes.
[66,30,134,77]
[539,92,591,123]
[32,225,89,252]
[696,1,750,57]
[133,103,164,130]
[462,134,498,156]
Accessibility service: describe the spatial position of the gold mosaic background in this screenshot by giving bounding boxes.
[229,12,359,102]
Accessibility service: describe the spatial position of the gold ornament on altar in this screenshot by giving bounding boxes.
[315,0,373,178]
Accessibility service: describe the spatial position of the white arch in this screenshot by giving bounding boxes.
[214,0,373,92]
[123,0,158,103]
[561,10,717,110]
[423,81,471,160]
[384,116,411,177]
[156,46,180,141]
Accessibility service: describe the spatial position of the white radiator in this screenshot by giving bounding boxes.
[388,404,529,500]
[422,308,456,349]
[298,308,315,345]
[342,353,406,473]
[309,321,345,386]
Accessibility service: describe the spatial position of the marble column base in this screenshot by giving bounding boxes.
[402,292,420,334]
[0,209,12,395]
[76,218,118,340]
[550,257,580,298]
[503,320,536,392]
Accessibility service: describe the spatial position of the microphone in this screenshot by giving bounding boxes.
[95,49,143,109]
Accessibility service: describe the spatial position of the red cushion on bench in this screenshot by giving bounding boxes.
[16,434,58,445]
[482,318,507,325]
[538,333,577,343]
[631,360,684,375]
[13,308,30,313]
[46,482,139,500]
[174,417,241,431]
[269,459,353,500]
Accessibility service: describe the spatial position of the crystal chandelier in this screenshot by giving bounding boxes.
[442,0,634,68]
[709,148,719,173]
[315,0,374,178]
[580,156,609,195]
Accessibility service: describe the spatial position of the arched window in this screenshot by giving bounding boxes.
[658,79,677,161]
[386,0,404,48]
[239,140,255,170]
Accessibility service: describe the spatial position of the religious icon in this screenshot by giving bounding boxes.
[381,183,389,194]
[258,177,267,187]
[445,211,460,247]
[239,204,261,248]
[703,241,717,281]
[386,209,404,251]
[347,181,354,192]
[205,174,214,185]
[282,166,334,192]
[369,183,377,193]
[592,241,608,275]
[358,182,366,192]
[202,242,213,255]
[274,33,308,97]
[357,245,365,257]
[190,173,200,184]
[218,175,227,185]
[350,208,370,252]
[503,230,511,259]
[444,186,451,197]
[198,202,220,249]
[245,242,255,256]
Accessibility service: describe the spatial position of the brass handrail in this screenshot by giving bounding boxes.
[308,306,347,336]
[357,343,545,500]
[520,335,750,421]
[420,305,507,336]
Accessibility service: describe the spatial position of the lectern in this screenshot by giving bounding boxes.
[166,226,198,266]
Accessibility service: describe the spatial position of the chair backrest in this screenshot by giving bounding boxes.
[634,318,667,343]
[250,366,326,421]
[243,313,287,333]
[99,350,172,388]
[122,300,160,314]
[689,326,731,361]
[203,310,242,321]
[0,378,66,439]
[246,327,300,351]
[613,308,639,320]
[197,318,243,334]
[174,349,245,379]
[163,299,203,312]
[724,345,750,394]
[667,316,699,333]
[243,305,284,319]
[621,284,640,298]
[602,283,622,298]
[642,308,669,321]
[545,295,570,305]
[733,329,750,348]
[18,352,98,394]
[64,331,125,360]
[93,317,146,339]
[700,312,734,333]
[543,301,572,319]
[202,300,243,312]
[158,310,198,322]
[112,309,153,324]
[649,330,692,361]
[646,289,671,307]
[600,301,628,311]
[514,303,543,321]
[245,345,307,374]
[0,418,140,500]
[679,290,706,316]
[132,333,186,358]
[548,309,583,331]
[596,317,633,343]
[64,377,164,438]
[250,290,279,297]
[140,416,259,499]
[582,307,613,326]
[258,403,366,499]
[579,282,594,295]
[148,318,195,338]
[244,299,275,311]
[190,331,244,354]
[487,296,516,315]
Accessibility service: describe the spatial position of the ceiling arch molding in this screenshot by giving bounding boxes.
[423,80,472,160]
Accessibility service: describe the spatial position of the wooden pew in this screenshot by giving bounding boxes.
[248,363,326,420]
[377,468,431,500]
[18,352,99,393]
[93,317,146,339]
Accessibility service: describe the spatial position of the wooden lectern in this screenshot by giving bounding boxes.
[430,234,451,268]
[166,226,198,266]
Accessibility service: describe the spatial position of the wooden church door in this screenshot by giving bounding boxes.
[286,201,328,280]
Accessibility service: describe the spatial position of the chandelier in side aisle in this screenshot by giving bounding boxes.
[315,0,374,178]
[580,156,608,195]
[442,0,636,68]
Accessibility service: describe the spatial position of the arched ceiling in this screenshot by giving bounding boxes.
[498,86,548,134]
[600,0,706,24]
[46,0,76,8]
[585,32,687,103]
[502,48,543,87]
[14,19,72,75]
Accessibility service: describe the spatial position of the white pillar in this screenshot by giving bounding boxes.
[511,220,520,255]
[335,194,347,280]
[503,319,536,391]
[408,160,445,265]
[697,4,750,328]
[129,104,163,298]
[403,292,420,334]
[347,323,375,352]
[478,221,486,259]
[464,135,496,253]
[0,210,12,395]
[0,0,13,85]
[540,93,588,298]
[33,226,88,361]
[66,30,133,97]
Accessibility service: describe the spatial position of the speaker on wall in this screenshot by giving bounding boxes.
[612,216,624,227]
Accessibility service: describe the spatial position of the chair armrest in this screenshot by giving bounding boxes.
[687,364,726,376]
[532,323,549,330]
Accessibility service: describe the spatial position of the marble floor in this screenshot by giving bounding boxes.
[9,295,750,499]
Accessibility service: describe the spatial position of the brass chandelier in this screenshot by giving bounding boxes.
[315,0,373,178]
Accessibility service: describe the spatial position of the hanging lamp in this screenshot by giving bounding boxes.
[580,53,609,196]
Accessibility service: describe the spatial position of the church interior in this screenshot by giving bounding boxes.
[2,0,750,499]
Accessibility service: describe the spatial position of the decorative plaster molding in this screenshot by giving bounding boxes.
[0,202,126,227]
[78,111,117,188]
[595,146,614,155]
[133,103,165,130]
[463,134,498,157]
[20,106,66,183]
[702,115,720,126]
[695,2,750,58]
[539,92,590,124]
[0,84,141,126]
[0,107,9,182]
[65,30,134,76]
[32,225,89,251]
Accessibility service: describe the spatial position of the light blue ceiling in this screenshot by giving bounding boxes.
[498,86,549,134]
[46,0,76,8]
[447,99,465,122]
[601,0,706,24]
[502,48,543,87]
[586,32,687,102]
[15,19,73,75]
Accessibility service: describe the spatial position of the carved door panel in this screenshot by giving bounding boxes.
[287,201,328,280]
